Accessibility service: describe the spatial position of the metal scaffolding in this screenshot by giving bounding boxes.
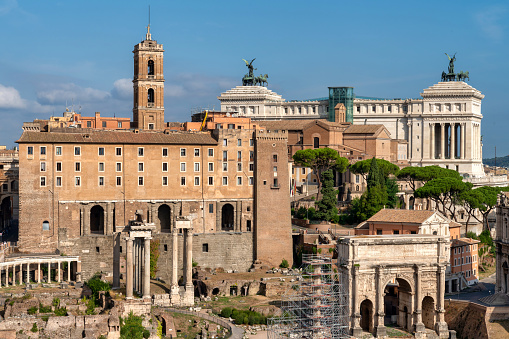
[268,254,349,339]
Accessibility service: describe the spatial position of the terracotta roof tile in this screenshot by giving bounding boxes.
[366,209,436,224]
[17,129,218,145]
[256,119,319,131]
[345,124,385,134]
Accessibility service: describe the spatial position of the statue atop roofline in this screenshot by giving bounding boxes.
[441,53,469,82]
[242,58,269,87]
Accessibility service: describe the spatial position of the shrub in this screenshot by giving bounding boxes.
[120,311,150,339]
[86,274,111,300]
[30,323,38,333]
[86,298,96,315]
[27,306,37,315]
[54,307,68,316]
[221,307,232,318]
[39,303,52,313]
[279,259,289,269]
[52,297,60,307]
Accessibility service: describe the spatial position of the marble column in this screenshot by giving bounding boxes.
[37,263,41,283]
[414,265,425,332]
[126,237,133,299]
[26,263,30,284]
[352,265,362,337]
[18,264,22,285]
[67,261,71,282]
[184,228,193,289]
[171,228,180,298]
[460,123,465,159]
[3,266,7,287]
[435,265,449,335]
[56,262,60,283]
[375,266,386,337]
[133,239,138,295]
[440,123,445,159]
[143,237,151,299]
[48,262,51,283]
[450,123,455,159]
[430,123,435,159]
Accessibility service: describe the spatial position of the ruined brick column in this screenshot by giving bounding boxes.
[126,237,134,299]
[414,264,425,332]
[375,265,386,338]
[170,227,180,302]
[143,237,151,299]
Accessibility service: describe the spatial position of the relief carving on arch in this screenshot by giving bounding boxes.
[358,273,376,295]
[421,272,438,292]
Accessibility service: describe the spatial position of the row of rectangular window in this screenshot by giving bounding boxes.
[40,176,255,187]
[28,145,253,157]
[40,161,255,173]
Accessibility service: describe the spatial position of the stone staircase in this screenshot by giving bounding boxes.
[479,292,509,306]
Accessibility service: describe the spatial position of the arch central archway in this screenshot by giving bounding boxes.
[158,204,171,233]
[90,205,104,234]
[221,204,234,231]
[383,277,413,329]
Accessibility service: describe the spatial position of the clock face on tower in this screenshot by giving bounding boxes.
[132,25,165,130]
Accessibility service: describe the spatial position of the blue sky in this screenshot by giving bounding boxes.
[0,0,507,158]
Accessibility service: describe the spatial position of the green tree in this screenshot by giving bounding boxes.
[396,165,462,192]
[120,312,150,339]
[414,177,472,221]
[315,170,338,221]
[385,177,399,209]
[461,186,500,231]
[293,148,348,199]
[350,158,399,181]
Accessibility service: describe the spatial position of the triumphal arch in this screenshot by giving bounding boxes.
[338,233,452,338]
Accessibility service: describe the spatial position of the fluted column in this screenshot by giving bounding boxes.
[414,265,425,332]
[143,237,151,299]
[171,227,180,298]
[184,228,193,288]
[430,123,435,159]
[375,266,386,337]
[450,123,455,159]
[352,264,362,337]
[435,265,449,335]
[126,237,133,299]
[440,123,445,159]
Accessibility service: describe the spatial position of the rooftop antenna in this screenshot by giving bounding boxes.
[145,5,152,40]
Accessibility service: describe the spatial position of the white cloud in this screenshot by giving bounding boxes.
[37,83,111,105]
[0,84,26,109]
[112,78,132,99]
[165,73,237,98]
[475,6,507,41]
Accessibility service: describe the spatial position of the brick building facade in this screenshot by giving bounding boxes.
[15,27,292,281]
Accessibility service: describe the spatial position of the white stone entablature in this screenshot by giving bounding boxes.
[218,86,327,120]
[354,81,485,177]
[218,81,487,177]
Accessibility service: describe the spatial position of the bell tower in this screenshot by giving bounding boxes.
[133,25,165,130]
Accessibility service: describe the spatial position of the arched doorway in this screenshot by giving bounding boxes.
[313,137,320,149]
[158,204,171,232]
[360,299,374,333]
[383,278,412,328]
[221,204,234,231]
[422,296,435,329]
[0,197,11,230]
[90,205,104,234]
